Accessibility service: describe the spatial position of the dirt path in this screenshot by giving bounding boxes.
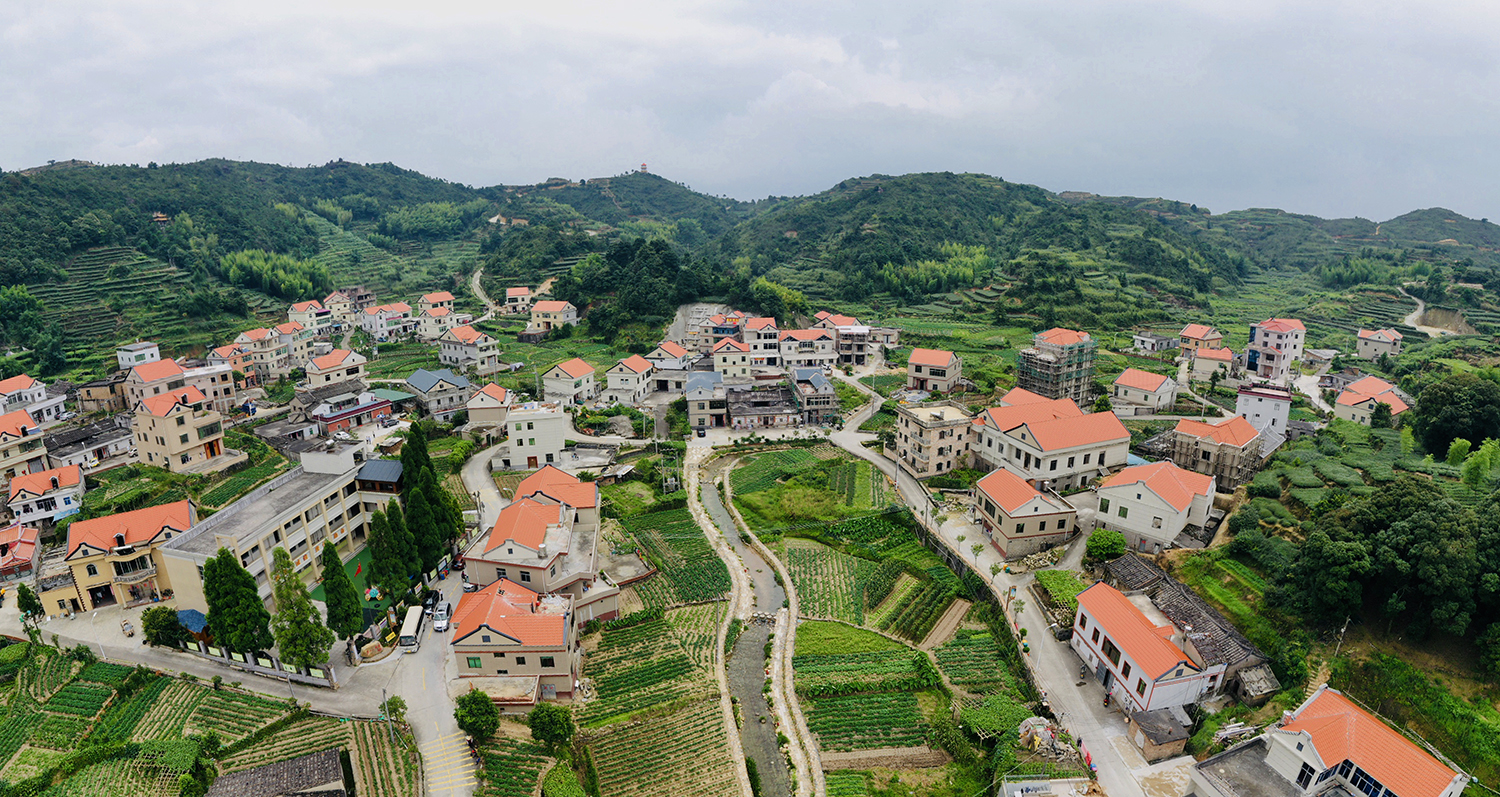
[1398,285,1454,338]
[470,265,498,323]
[919,599,972,651]
[821,746,951,770]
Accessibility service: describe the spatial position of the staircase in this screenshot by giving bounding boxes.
[1305,659,1331,698]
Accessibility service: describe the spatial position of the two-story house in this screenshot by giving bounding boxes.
[712,337,752,381]
[439,325,501,375]
[1191,346,1236,381]
[686,372,727,429]
[308,390,392,434]
[778,329,838,370]
[1356,328,1403,360]
[452,579,579,704]
[360,302,414,338]
[0,374,67,424]
[133,387,227,473]
[602,355,654,406]
[322,290,358,326]
[645,340,693,369]
[1246,318,1305,382]
[529,301,578,332]
[497,403,569,470]
[742,318,781,367]
[45,500,197,613]
[207,344,255,386]
[790,368,838,426]
[115,341,161,371]
[971,390,1129,491]
[7,464,85,526]
[693,311,746,353]
[1071,582,1226,713]
[973,467,1077,559]
[405,368,472,422]
[1111,368,1177,412]
[417,305,473,341]
[466,383,513,427]
[418,291,454,316]
[306,349,367,387]
[542,358,597,405]
[1094,462,1215,554]
[1178,324,1223,354]
[1335,376,1410,426]
[0,409,48,489]
[504,286,532,314]
[274,321,315,368]
[288,300,334,338]
[907,348,962,393]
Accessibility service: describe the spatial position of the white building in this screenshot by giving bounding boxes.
[1071,582,1227,713]
[1235,383,1293,436]
[288,300,334,338]
[360,302,414,338]
[542,358,597,405]
[644,340,695,371]
[742,318,781,367]
[115,341,161,371]
[1246,318,1305,383]
[530,301,578,332]
[405,368,472,422]
[972,390,1130,492]
[504,286,533,314]
[1191,347,1236,381]
[1335,376,1410,426]
[1094,462,1215,554]
[1356,328,1403,360]
[305,349,366,387]
[1111,368,1177,412]
[973,468,1076,559]
[466,383,513,427]
[602,355,654,406]
[7,465,85,526]
[907,349,963,393]
[0,374,67,424]
[498,402,570,471]
[778,329,838,370]
[712,337,751,381]
[438,325,501,375]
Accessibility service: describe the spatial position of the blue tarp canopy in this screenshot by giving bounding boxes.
[177,608,208,633]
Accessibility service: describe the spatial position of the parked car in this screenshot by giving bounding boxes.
[462,582,479,593]
[696,428,706,438]
[433,601,453,631]
[422,590,441,615]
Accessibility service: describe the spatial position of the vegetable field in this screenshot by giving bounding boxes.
[219,717,351,772]
[475,733,552,797]
[731,449,818,494]
[826,771,872,796]
[621,509,731,607]
[808,692,928,751]
[588,700,738,797]
[1033,569,1088,614]
[933,634,1015,694]
[577,611,716,727]
[785,541,875,625]
[877,580,957,643]
[184,689,293,742]
[792,649,937,697]
[132,681,207,740]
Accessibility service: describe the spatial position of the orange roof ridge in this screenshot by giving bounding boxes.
[9,464,83,500]
[1280,687,1462,797]
[1100,461,1213,512]
[908,348,956,367]
[139,386,208,417]
[0,409,39,439]
[1020,412,1128,451]
[67,500,193,558]
[0,374,39,394]
[1113,368,1172,392]
[1172,415,1259,447]
[130,359,185,382]
[550,358,593,378]
[1077,582,1192,680]
[485,498,562,552]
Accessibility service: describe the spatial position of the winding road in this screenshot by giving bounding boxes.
[1397,285,1453,338]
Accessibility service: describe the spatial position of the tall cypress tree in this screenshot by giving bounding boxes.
[406,486,443,573]
[203,547,274,654]
[319,541,364,639]
[270,546,335,669]
[386,502,421,582]
[400,423,432,496]
[420,465,461,547]
[366,511,405,608]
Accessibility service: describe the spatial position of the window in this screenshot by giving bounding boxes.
[86,564,98,577]
[1117,506,1128,518]
[1015,523,1025,535]
[179,434,189,444]
[1136,678,1146,696]
[1099,498,1110,513]
[496,568,506,579]
[1057,519,1067,530]
[1083,453,1091,464]
[466,657,482,668]
[177,416,186,426]
[1152,517,1163,529]
[1101,637,1120,665]
[1296,763,1316,789]
[1049,459,1058,471]
[1121,662,1132,678]
[515,656,526,665]
[1078,615,1087,630]
[520,571,531,582]
[493,652,505,658]
[1091,628,1100,643]
[1067,456,1075,468]
[550,566,557,577]
[541,656,555,668]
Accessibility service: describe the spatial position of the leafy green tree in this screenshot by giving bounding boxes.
[14,583,42,628]
[454,686,500,741]
[1447,438,1472,466]
[366,511,409,607]
[1085,529,1126,561]
[380,694,408,725]
[1092,395,1112,413]
[268,547,335,669]
[203,548,274,654]
[1477,624,1500,680]
[1462,448,1493,491]
[1279,529,1372,626]
[141,605,191,647]
[405,483,443,574]
[1370,401,1393,429]
[319,542,364,640]
[526,702,575,749]
[387,503,421,582]
[1411,373,1500,455]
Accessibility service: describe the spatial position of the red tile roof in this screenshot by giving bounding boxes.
[1281,687,1463,797]
[976,468,1069,515]
[505,286,531,298]
[1099,461,1213,512]
[422,306,451,318]
[550,358,594,379]
[908,348,957,368]
[138,386,208,417]
[0,522,39,572]
[713,337,750,353]
[9,464,82,501]
[615,355,653,374]
[130,359,186,382]
[1173,416,1259,447]
[446,325,489,345]
[818,313,860,327]
[1036,328,1091,346]
[366,302,411,315]
[0,374,39,395]
[1178,324,1220,340]
[652,341,689,358]
[0,409,39,440]
[978,398,1081,432]
[237,327,273,341]
[211,344,247,359]
[1337,376,1409,415]
[516,465,599,509]
[998,387,1051,406]
[470,383,509,404]
[744,317,778,330]
[274,321,304,335]
[289,300,323,312]
[67,500,193,559]
[422,291,455,303]
[779,329,833,342]
[322,290,350,304]
[1255,317,1305,332]
[532,300,572,313]
[452,578,566,647]
[484,498,564,553]
[1113,368,1172,392]
[1195,347,1234,362]
[1357,328,1403,342]
[1077,582,1194,680]
[310,349,359,371]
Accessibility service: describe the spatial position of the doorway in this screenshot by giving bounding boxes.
[87,584,117,608]
[527,456,538,469]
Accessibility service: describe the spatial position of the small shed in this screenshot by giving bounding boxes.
[1128,709,1189,762]
[177,609,212,644]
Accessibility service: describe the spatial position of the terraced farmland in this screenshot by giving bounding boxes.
[588,700,738,797]
[807,692,928,751]
[577,611,716,727]
[620,509,731,608]
[474,733,553,797]
[784,540,875,625]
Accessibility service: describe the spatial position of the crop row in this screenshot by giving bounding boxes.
[731,449,818,494]
[1,745,67,782]
[664,604,720,669]
[807,691,928,751]
[933,634,1016,695]
[76,662,134,686]
[351,720,418,797]
[865,576,918,628]
[219,718,351,773]
[30,712,94,749]
[475,735,552,797]
[622,509,730,605]
[588,701,737,797]
[826,772,872,796]
[0,702,43,769]
[45,683,114,716]
[186,690,291,741]
[959,692,1033,736]
[792,650,938,697]
[199,460,288,507]
[785,543,873,626]
[132,681,209,740]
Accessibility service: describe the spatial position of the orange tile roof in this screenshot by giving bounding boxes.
[819,313,860,327]
[505,286,531,298]
[9,464,82,501]
[1281,687,1463,797]
[1019,412,1128,452]
[713,337,750,353]
[652,341,689,358]
[516,465,599,509]
[1036,328,1091,346]
[210,344,246,359]
[1173,416,1259,447]
[708,311,746,326]
[310,349,358,371]
[1077,582,1194,680]
[1113,368,1172,392]
[1256,317,1305,332]
[447,325,489,345]
[979,398,1081,432]
[908,348,957,368]
[422,291,455,303]
[1099,461,1213,512]
[322,290,349,304]
[484,498,563,553]
[289,300,322,312]
[1337,376,1409,415]
[532,300,571,312]
[779,329,833,342]
[550,358,594,379]
[998,387,1051,406]
[274,321,304,334]
[0,521,38,571]
[237,327,273,341]
[1178,323,1220,340]
[139,386,209,417]
[452,579,566,647]
[744,317,778,330]
[366,302,411,315]
[1195,347,1234,362]
[67,500,193,559]
[1358,328,1403,342]
[130,358,186,382]
[615,355,653,374]
[471,383,509,404]
[422,306,451,318]
[0,374,39,395]
[976,468,1068,514]
[0,409,39,439]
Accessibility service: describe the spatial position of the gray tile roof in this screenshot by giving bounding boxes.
[406,368,470,394]
[357,459,404,484]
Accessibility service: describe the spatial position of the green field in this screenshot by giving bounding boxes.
[620,509,731,608]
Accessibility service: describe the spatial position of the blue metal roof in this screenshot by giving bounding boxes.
[357,459,404,483]
[405,368,470,394]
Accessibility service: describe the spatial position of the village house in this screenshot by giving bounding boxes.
[686,372,727,429]
[542,358,597,405]
[132,387,229,473]
[1191,685,1468,797]
[971,389,1129,491]
[778,329,838,370]
[207,344,254,386]
[892,401,974,480]
[1191,347,1237,382]
[692,311,747,352]
[973,467,1077,559]
[306,349,367,387]
[728,380,802,429]
[602,355,654,406]
[529,300,578,332]
[233,327,291,382]
[44,417,133,470]
[306,389,392,435]
[0,409,49,489]
[116,341,162,370]
[77,373,128,413]
[321,290,358,326]
[360,302,414,338]
[713,337,752,381]
[417,290,454,315]
[287,300,334,338]
[1171,416,1264,486]
[124,358,238,416]
[158,448,403,613]
[40,500,197,613]
[1095,462,1215,553]
[0,521,39,580]
[451,579,580,703]
[1178,324,1223,354]
[1132,332,1177,354]
[439,325,501,375]
[1356,328,1403,360]
[274,321,315,368]
[0,374,67,424]
[1071,582,1227,713]
[339,285,378,313]
[1335,375,1410,426]
[504,286,533,314]
[1016,328,1098,405]
[790,368,838,426]
[1111,368,1177,412]
[1246,318,1305,383]
[1235,383,1293,437]
[645,340,693,369]
[7,464,85,526]
[466,383,513,427]
[812,311,900,366]
[405,368,472,422]
[907,348,962,393]
[742,318,781,367]
[497,402,569,470]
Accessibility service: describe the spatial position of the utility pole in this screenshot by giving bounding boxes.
[382,687,394,744]
[1332,615,1351,658]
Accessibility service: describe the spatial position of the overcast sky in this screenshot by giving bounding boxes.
[3,0,1497,221]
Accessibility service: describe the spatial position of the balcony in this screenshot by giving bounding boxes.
[114,563,157,584]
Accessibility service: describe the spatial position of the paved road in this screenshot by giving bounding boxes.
[461,439,511,529]
[470,266,499,323]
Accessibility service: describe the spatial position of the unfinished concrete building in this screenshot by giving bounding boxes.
[1016,328,1097,405]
